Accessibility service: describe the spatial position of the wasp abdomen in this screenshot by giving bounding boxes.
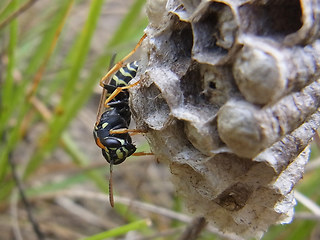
[109,61,138,87]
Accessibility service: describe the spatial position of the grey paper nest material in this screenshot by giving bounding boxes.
[129,0,320,238]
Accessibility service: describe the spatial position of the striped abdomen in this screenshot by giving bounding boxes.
[109,61,138,88]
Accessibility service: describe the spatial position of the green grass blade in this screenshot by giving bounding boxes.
[23,0,106,178]
[0,0,18,180]
[0,0,39,30]
[0,0,74,188]
[0,0,18,120]
[0,1,11,14]
[107,0,146,48]
[0,3,70,140]
[0,0,17,23]
[24,1,73,76]
[82,219,151,240]
[58,0,105,106]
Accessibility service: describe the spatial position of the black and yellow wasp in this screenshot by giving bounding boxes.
[93,61,139,166]
[93,34,150,207]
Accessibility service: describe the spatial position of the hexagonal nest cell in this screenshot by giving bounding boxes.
[130,0,320,238]
[238,0,303,38]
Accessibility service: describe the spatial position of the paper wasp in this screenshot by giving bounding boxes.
[93,34,151,207]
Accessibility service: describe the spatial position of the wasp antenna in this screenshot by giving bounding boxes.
[109,162,115,208]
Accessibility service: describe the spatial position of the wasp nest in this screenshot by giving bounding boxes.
[130,0,320,238]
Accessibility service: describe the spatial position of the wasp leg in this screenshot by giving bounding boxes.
[109,128,147,135]
[100,33,147,87]
[104,80,140,108]
[132,152,154,156]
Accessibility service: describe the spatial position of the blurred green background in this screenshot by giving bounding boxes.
[0,0,320,239]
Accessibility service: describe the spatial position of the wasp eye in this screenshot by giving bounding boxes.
[105,138,121,148]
